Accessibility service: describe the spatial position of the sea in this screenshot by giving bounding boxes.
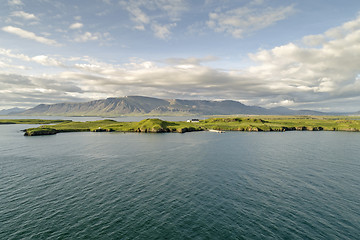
[0,116,359,239]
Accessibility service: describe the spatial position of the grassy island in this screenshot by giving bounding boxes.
[20,116,360,136]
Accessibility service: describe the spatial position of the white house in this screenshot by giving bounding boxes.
[187,119,200,123]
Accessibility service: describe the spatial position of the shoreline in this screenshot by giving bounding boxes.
[15,117,360,136]
[2,117,360,136]
[23,125,360,136]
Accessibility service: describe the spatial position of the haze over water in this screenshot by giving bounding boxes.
[1,120,359,239]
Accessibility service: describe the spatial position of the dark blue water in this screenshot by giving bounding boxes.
[1,123,359,239]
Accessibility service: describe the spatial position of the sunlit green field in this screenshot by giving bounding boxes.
[14,116,360,136]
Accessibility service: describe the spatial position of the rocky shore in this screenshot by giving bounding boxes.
[2,117,356,136]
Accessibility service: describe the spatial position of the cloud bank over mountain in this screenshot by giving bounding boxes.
[1,0,360,112]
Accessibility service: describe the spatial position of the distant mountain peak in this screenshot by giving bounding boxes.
[17,96,337,116]
[0,107,27,115]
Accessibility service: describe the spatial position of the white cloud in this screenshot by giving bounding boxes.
[302,34,326,47]
[0,73,87,109]
[69,22,83,29]
[165,56,219,65]
[2,26,60,46]
[74,32,97,42]
[11,11,39,20]
[120,0,187,38]
[134,25,145,31]
[207,4,295,38]
[58,14,360,110]
[246,15,360,107]
[74,32,103,42]
[32,55,63,67]
[0,48,31,61]
[249,0,265,6]
[8,0,23,6]
[151,22,176,39]
[2,14,360,111]
[0,48,64,68]
[0,60,27,70]
[121,3,149,30]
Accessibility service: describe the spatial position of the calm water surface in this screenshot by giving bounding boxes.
[0,121,359,239]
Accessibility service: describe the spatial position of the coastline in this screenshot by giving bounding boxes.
[5,116,358,136]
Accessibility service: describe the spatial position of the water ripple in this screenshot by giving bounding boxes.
[0,130,359,239]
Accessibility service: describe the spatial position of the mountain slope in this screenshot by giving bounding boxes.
[0,107,27,115]
[23,96,170,116]
[20,95,337,116]
[269,107,327,116]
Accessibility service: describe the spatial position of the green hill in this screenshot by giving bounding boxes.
[22,116,360,136]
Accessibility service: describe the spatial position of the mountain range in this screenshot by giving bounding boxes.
[7,96,339,116]
[0,107,27,115]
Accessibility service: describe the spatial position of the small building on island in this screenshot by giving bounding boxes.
[187,119,200,123]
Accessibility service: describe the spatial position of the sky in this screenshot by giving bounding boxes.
[1,0,360,112]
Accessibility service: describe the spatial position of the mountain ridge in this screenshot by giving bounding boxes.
[13,96,353,116]
[0,107,27,115]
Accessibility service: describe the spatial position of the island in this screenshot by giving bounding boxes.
[8,116,359,136]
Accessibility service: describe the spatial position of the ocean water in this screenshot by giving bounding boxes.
[0,123,359,239]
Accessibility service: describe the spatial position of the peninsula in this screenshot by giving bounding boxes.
[17,116,360,136]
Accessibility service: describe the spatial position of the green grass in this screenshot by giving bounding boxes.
[200,116,360,132]
[22,116,360,136]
